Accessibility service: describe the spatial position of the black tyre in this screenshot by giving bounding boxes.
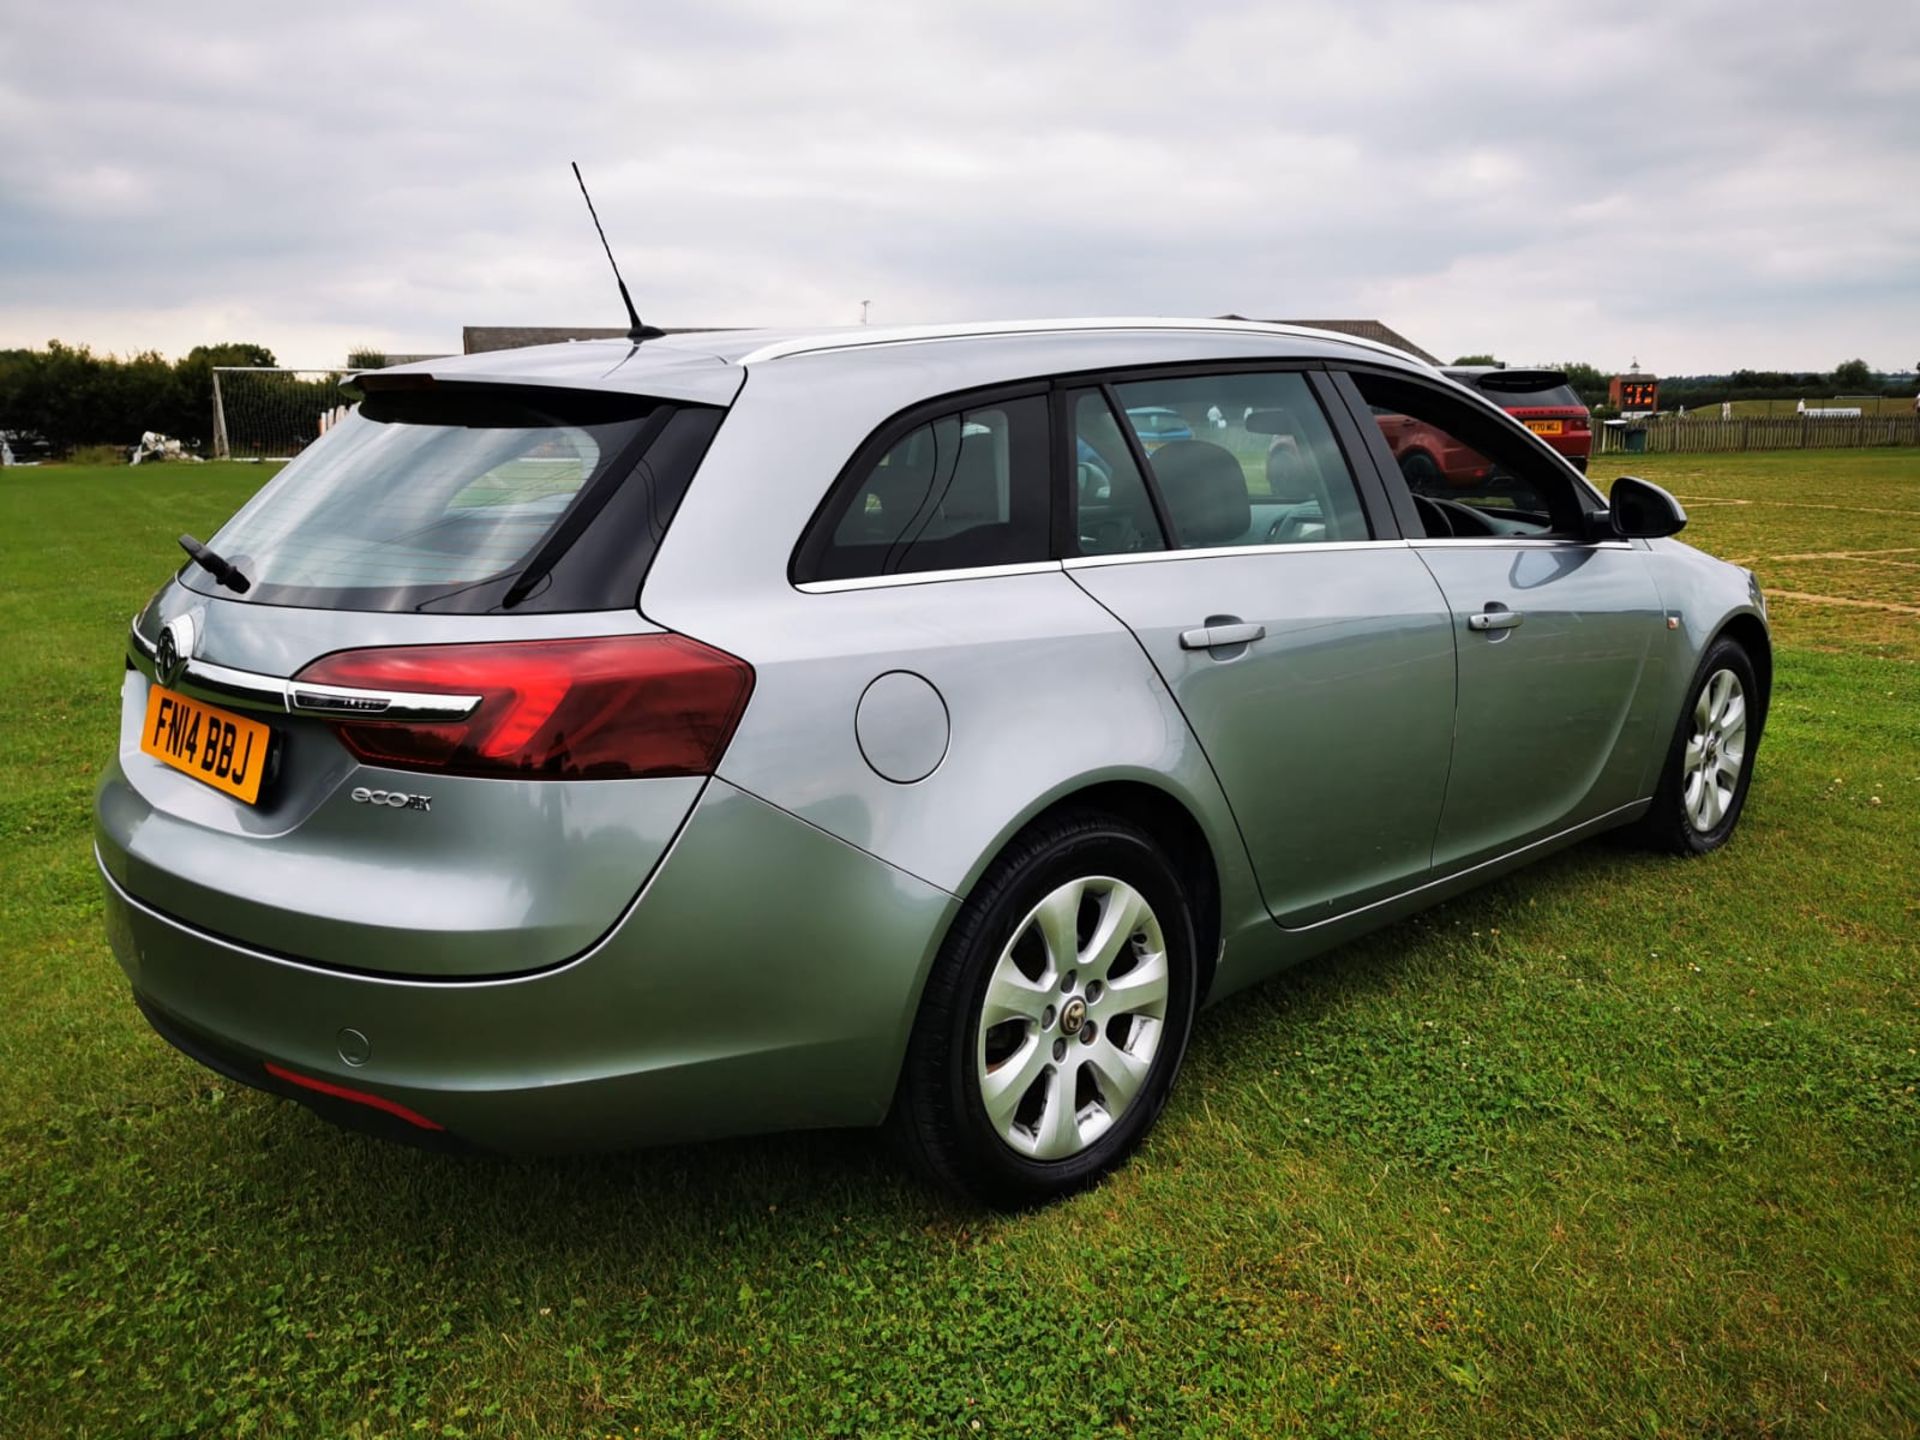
[1632,635,1763,854]
[1399,451,1443,491]
[890,810,1198,1208]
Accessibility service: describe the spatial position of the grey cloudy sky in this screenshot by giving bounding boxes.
[3,0,1916,373]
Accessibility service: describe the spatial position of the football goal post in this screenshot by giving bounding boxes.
[211,367,352,461]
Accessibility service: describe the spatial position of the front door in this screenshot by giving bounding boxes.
[1060,370,1456,927]
[1336,368,1667,869]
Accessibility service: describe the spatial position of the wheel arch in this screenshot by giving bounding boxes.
[1711,608,1773,735]
[954,776,1227,1005]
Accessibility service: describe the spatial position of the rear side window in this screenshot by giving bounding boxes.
[797,394,1050,583]
[1106,372,1372,550]
[1068,390,1166,556]
[181,384,722,613]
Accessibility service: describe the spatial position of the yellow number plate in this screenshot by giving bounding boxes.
[140,685,270,804]
[1525,419,1565,436]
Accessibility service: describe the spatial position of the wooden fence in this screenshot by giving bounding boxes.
[1595,415,1920,455]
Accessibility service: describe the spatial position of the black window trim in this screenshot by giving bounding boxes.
[1095,381,1178,546]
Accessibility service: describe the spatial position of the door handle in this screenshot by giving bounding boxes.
[1180,621,1266,651]
[1467,609,1524,632]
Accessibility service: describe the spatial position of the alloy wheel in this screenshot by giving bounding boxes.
[1682,667,1748,832]
[974,876,1170,1161]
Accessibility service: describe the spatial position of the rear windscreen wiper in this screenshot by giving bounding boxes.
[178,534,251,594]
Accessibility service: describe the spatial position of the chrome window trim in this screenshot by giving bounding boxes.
[1064,539,1411,570]
[794,560,1065,595]
[128,620,482,721]
[1408,537,1634,551]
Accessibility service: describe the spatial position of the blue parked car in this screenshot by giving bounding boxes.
[1125,405,1194,451]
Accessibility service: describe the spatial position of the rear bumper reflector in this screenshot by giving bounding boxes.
[263,1062,446,1131]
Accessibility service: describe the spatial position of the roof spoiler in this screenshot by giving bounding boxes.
[1469,368,1569,392]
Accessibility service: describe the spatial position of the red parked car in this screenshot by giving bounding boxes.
[1374,367,1593,494]
[1443,366,1593,472]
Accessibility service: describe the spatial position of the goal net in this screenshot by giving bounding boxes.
[211,367,353,461]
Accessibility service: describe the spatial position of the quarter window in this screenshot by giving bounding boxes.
[801,395,1050,582]
[1103,372,1371,551]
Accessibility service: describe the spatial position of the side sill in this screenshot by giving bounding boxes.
[1276,798,1653,935]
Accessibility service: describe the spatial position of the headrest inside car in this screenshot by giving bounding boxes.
[1151,440,1251,548]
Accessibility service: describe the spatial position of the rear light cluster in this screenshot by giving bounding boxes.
[296,635,754,781]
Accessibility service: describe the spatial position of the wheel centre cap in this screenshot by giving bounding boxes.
[1059,996,1088,1033]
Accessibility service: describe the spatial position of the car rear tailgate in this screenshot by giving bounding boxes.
[97,589,708,978]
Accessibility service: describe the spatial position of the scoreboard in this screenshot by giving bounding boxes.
[1610,374,1659,411]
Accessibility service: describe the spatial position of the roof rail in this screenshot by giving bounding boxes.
[734,317,1417,367]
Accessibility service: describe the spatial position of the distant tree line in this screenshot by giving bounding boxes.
[0,340,282,455]
[1645,360,1914,412]
[1453,355,1914,412]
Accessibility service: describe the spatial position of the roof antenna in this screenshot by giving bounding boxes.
[571,161,663,343]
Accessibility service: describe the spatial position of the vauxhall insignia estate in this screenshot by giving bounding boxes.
[96,319,1769,1205]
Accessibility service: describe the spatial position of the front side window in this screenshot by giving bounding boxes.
[1349,372,1580,539]
[801,395,1050,582]
[1104,372,1371,551]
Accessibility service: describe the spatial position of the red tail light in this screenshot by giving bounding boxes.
[296,634,754,780]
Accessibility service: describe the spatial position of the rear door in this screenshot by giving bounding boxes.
[1061,367,1457,927]
[1333,368,1666,869]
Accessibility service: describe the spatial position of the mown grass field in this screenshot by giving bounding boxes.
[1,452,1916,1438]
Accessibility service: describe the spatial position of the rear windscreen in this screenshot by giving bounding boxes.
[181,384,722,613]
[1470,378,1583,409]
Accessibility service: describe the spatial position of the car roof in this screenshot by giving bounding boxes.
[376,317,1437,404]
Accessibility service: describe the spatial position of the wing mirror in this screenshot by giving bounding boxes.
[1604,475,1688,538]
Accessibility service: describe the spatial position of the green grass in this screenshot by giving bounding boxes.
[2,455,1917,1438]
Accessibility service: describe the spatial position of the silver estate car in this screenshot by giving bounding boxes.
[96,319,1769,1206]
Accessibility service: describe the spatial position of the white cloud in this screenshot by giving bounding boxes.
[1,0,1915,372]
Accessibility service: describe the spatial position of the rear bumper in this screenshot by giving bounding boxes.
[99,778,958,1153]
[1542,434,1591,469]
[133,993,479,1153]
